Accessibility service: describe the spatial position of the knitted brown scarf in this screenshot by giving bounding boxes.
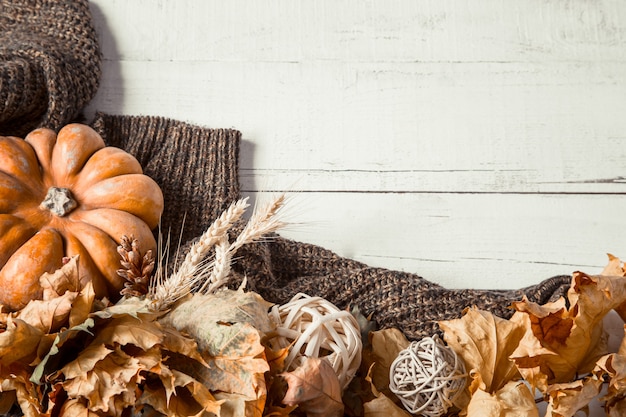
[1,0,571,344]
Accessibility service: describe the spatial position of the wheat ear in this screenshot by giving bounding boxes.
[148,198,250,311]
[202,194,287,294]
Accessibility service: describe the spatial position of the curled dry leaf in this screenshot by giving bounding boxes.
[281,356,344,417]
[544,375,604,417]
[466,381,539,417]
[363,328,410,397]
[159,290,273,413]
[439,307,525,394]
[510,271,626,390]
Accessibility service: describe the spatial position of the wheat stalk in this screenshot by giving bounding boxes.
[201,194,287,294]
[148,198,250,311]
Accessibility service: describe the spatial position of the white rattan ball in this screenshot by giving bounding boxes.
[389,335,467,417]
[268,293,362,389]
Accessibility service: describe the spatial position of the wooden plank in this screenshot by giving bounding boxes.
[249,191,626,289]
[86,59,626,193]
[90,0,626,63]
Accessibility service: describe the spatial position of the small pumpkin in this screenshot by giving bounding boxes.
[0,124,164,310]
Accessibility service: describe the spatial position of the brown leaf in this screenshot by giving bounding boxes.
[0,317,45,365]
[200,322,268,399]
[17,291,77,333]
[466,381,539,417]
[439,307,525,393]
[69,280,96,328]
[39,255,81,299]
[0,376,41,417]
[544,376,604,417]
[364,328,410,397]
[90,314,164,350]
[61,346,141,413]
[510,297,572,350]
[281,356,344,417]
[160,291,272,400]
[596,353,626,410]
[511,271,626,389]
[138,369,221,417]
[362,394,412,417]
[58,398,101,416]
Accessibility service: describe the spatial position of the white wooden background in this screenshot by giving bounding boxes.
[85,0,626,291]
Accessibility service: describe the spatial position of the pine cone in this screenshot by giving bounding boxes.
[117,235,155,297]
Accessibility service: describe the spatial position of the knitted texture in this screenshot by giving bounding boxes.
[0,0,101,136]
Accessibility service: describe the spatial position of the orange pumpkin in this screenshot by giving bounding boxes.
[0,124,164,310]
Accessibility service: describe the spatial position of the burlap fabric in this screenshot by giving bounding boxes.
[1,0,572,343]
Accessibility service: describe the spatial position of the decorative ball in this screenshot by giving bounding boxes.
[389,335,467,417]
[268,293,362,389]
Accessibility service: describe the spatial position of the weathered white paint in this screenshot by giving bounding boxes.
[86,0,626,297]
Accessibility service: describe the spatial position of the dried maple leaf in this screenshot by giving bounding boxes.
[0,317,46,366]
[159,290,272,410]
[359,363,411,417]
[544,375,604,417]
[39,255,81,299]
[61,345,142,413]
[439,307,525,394]
[362,394,412,416]
[363,328,410,397]
[281,356,344,417]
[511,271,626,390]
[596,351,626,415]
[465,381,539,417]
[17,291,77,334]
[0,374,41,417]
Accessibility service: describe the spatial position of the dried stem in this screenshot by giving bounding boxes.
[148,198,249,311]
[201,194,287,294]
[147,194,287,311]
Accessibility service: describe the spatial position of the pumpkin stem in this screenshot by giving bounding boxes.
[40,187,78,217]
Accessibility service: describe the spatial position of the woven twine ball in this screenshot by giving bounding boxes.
[389,335,467,417]
[268,292,362,389]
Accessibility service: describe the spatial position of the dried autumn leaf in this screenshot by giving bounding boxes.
[511,271,626,389]
[138,369,221,417]
[362,394,412,417]
[39,255,81,299]
[360,364,411,417]
[69,280,96,328]
[281,356,344,417]
[363,328,410,397]
[199,321,268,399]
[510,297,572,351]
[439,307,525,394]
[213,391,265,417]
[17,291,77,333]
[159,291,272,403]
[58,398,101,416]
[602,254,626,322]
[544,376,604,417]
[160,290,276,340]
[0,375,41,417]
[465,381,539,417]
[0,317,45,365]
[596,352,626,413]
[89,314,164,351]
[31,317,96,384]
[61,346,142,413]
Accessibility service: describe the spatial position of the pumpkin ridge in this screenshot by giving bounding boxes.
[78,174,164,229]
[0,229,64,310]
[50,124,105,186]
